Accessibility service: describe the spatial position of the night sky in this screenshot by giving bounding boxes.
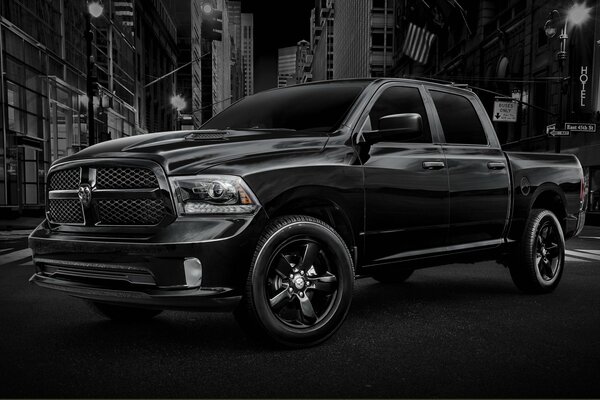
[240,0,314,92]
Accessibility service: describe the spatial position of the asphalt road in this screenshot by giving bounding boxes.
[1,230,599,398]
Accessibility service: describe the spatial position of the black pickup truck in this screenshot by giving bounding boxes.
[29,79,586,347]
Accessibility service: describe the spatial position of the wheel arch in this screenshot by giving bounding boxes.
[263,188,359,258]
[530,184,568,232]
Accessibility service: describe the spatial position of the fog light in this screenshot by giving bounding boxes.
[183,258,203,288]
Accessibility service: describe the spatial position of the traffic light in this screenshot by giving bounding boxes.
[201,8,222,41]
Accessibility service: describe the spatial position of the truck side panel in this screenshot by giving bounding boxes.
[505,151,584,241]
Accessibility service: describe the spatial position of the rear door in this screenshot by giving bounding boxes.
[360,83,449,264]
[427,89,510,249]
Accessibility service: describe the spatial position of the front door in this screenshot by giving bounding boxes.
[360,84,449,265]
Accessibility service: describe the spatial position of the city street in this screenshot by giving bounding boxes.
[0,228,599,398]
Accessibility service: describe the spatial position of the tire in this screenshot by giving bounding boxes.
[234,215,354,348]
[88,302,163,321]
[371,268,414,284]
[509,209,565,294]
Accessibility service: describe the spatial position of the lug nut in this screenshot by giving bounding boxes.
[289,274,294,279]
[299,292,304,297]
[300,270,304,275]
[288,287,293,293]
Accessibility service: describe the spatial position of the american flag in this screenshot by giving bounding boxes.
[402,22,436,64]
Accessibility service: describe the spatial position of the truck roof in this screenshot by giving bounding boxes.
[288,77,474,96]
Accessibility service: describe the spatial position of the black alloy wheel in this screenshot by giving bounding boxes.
[266,238,339,327]
[534,219,561,282]
[509,208,565,294]
[235,215,354,347]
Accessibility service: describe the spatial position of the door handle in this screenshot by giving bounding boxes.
[422,161,445,170]
[487,162,506,170]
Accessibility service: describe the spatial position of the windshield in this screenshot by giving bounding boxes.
[202,81,370,132]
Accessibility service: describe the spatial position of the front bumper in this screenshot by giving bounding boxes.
[29,273,241,311]
[29,210,268,311]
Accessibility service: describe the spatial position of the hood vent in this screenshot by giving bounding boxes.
[185,131,228,141]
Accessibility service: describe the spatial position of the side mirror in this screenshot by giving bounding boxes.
[362,113,423,144]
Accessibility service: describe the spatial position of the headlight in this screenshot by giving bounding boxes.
[169,175,259,215]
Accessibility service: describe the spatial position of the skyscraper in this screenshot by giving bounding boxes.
[310,0,335,81]
[241,13,254,96]
[333,0,393,78]
[277,46,297,87]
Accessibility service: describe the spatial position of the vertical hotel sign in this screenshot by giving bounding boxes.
[570,5,597,115]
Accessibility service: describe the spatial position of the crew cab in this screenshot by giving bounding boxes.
[29,79,586,347]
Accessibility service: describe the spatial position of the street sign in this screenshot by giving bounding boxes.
[548,130,571,137]
[565,123,596,133]
[492,99,518,122]
[546,123,556,135]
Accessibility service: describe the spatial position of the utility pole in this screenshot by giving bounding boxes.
[85,12,96,147]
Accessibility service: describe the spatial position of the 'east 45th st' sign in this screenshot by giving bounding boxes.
[565,123,597,133]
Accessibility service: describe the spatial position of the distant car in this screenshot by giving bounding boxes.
[30,79,586,347]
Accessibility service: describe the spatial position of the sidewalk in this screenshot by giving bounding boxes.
[0,216,43,231]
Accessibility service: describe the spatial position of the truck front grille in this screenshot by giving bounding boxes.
[47,162,173,227]
[96,167,159,189]
[48,199,84,224]
[49,168,80,191]
[97,199,165,225]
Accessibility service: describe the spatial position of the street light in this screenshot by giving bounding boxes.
[88,0,104,18]
[85,0,104,146]
[202,3,213,15]
[568,3,591,25]
[544,1,591,153]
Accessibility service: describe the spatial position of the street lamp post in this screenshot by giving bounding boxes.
[85,1,104,147]
[544,2,591,153]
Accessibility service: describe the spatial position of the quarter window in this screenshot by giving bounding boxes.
[430,90,488,145]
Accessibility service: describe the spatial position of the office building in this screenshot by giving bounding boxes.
[242,13,255,96]
[278,46,297,87]
[310,0,335,81]
[333,0,393,78]
[0,0,177,213]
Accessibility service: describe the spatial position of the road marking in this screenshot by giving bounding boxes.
[0,248,32,265]
[565,256,589,263]
[576,249,600,255]
[578,236,600,240]
[566,249,600,262]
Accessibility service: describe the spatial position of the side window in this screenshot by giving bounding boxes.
[430,90,488,145]
[366,86,432,143]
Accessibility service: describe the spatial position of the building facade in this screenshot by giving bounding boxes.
[392,0,600,221]
[296,40,313,83]
[310,0,335,82]
[278,46,297,87]
[134,0,178,134]
[188,0,247,127]
[332,0,394,78]
[170,0,194,130]
[241,13,254,97]
[0,0,177,213]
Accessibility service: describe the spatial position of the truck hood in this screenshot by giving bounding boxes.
[53,129,329,175]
